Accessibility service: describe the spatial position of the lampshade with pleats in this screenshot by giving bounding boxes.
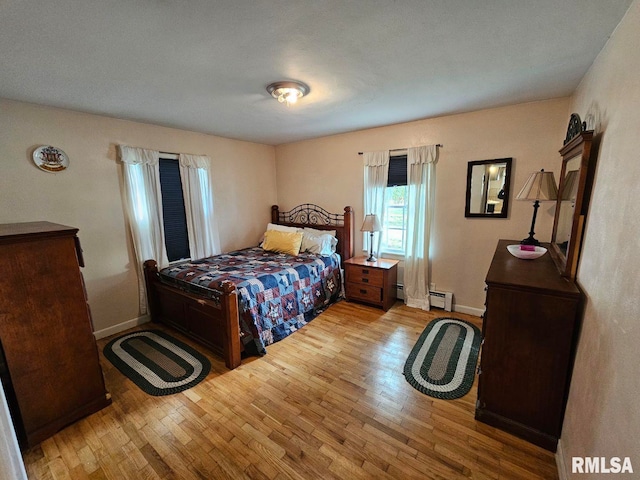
[516,170,558,201]
[360,214,382,232]
[560,170,580,201]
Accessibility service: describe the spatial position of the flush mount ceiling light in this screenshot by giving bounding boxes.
[267,81,309,106]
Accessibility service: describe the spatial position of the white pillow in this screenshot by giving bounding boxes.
[301,231,338,255]
[303,226,336,238]
[260,223,302,246]
[267,223,302,233]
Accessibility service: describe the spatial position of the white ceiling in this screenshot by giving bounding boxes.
[0,1,632,145]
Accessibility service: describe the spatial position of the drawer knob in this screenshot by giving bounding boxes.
[362,278,369,283]
[360,289,367,294]
[362,269,369,274]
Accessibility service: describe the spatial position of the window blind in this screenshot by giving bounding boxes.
[159,158,191,262]
[387,154,408,187]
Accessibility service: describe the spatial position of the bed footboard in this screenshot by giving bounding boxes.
[143,260,241,369]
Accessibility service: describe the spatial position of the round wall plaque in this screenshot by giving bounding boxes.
[32,145,69,173]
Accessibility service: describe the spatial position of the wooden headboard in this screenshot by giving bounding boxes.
[271,204,353,264]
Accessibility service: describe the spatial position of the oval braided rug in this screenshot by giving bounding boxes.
[403,317,481,399]
[103,330,211,396]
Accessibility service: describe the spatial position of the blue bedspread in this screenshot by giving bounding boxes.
[158,247,342,355]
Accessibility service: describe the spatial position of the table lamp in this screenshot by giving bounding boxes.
[360,214,382,262]
[516,169,558,246]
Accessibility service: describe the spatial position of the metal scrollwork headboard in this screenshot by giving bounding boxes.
[275,203,344,226]
[271,204,353,263]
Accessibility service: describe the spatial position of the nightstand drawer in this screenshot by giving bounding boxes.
[346,283,383,303]
[346,266,384,287]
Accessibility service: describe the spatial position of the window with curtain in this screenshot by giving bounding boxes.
[119,145,221,314]
[363,145,439,310]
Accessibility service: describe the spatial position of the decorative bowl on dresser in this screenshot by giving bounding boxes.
[0,222,111,448]
[344,257,398,311]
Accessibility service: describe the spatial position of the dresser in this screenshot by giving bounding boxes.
[344,257,398,311]
[0,222,111,447]
[475,240,581,451]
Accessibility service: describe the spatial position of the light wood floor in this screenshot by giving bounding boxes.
[23,301,559,479]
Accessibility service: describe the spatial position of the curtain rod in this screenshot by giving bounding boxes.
[357,144,443,155]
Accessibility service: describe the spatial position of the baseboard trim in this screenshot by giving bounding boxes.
[556,438,569,480]
[453,304,484,317]
[93,315,150,340]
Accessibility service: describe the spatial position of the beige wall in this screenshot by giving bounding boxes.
[560,0,640,476]
[275,98,569,312]
[0,99,277,334]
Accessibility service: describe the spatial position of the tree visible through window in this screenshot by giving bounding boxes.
[382,185,408,252]
[381,155,408,254]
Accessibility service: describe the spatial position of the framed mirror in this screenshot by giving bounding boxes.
[550,129,596,278]
[465,158,512,218]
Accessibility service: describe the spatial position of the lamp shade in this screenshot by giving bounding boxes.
[560,170,579,201]
[361,214,382,232]
[516,169,558,201]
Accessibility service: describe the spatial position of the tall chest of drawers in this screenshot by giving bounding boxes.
[344,257,398,311]
[476,240,581,451]
[0,222,111,447]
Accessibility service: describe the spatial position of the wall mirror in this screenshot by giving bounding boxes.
[550,128,596,279]
[465,158,512,218]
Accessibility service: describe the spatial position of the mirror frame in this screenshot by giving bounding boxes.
[465,158,512,218]
[550,130,595,279]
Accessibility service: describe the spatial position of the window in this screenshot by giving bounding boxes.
[382,185,408,253]
[158,158,191,262]
[381,155,408,254]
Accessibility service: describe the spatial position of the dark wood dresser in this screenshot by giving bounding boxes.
[0,222,111,447]
[475,240,581,451]
[344,257,398,311]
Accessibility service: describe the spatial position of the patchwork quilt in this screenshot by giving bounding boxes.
[158,247,342,356]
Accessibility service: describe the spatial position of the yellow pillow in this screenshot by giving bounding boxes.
[262,230,304,256]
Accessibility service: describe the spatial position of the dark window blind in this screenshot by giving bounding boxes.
[387,154,408,187]
[159,158,191,262]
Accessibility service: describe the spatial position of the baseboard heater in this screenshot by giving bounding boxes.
[430,290,453,311]
[396,285,453,311]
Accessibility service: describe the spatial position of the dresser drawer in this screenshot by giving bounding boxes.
[346,265,384,287]
[346,283,383,303]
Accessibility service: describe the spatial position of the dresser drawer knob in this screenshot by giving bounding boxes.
[362,278,369,283]
[362,269,369,274]
[360,289,367,294]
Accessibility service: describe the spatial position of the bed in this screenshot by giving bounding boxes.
[143,204,353,369]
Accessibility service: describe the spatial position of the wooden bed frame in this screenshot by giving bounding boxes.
[143,204,353,369]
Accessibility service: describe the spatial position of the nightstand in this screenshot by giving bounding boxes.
[344,257,399,311]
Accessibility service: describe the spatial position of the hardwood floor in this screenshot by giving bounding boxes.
[22,301,559,479]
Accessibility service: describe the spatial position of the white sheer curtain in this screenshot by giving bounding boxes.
[404,145,439,310]
[362,150,390,256]
[0,379,27,480]
[178,154,221,259]
[119,145,168,314]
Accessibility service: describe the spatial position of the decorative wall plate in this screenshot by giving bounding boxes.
[32,145,69,173]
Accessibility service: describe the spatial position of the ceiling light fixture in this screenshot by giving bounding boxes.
[267,81,309,106]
